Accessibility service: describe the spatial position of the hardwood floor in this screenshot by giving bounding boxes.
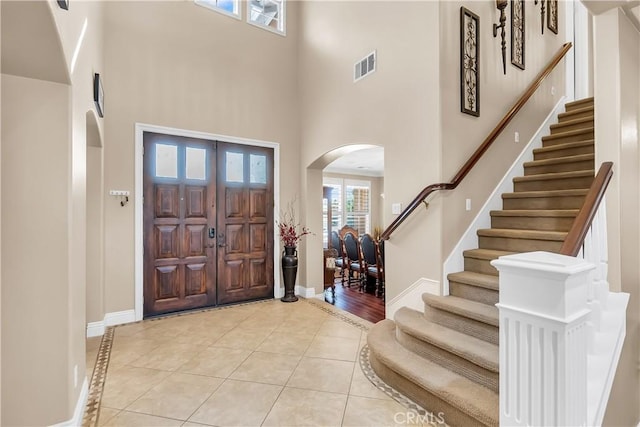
[323,277,385,324]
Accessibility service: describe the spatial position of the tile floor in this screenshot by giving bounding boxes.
[86,299,427,426]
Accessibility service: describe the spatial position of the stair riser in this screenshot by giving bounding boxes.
[524,159,594,175]
[395,329,499,392]
[423,304,499,345]
[558,111,593,123]
[464,257,499,276]
[449,281,499,305]
[490,216,575,232]
[502,195,586,210]
[369,353,495,427]
[478,235,563,253]
[514,176,593,192]
[565,100,594,112]
[550,121,594,134]
[534,144,594,161]
[542,130,594,146]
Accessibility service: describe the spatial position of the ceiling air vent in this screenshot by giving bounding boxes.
[354,50,376,82]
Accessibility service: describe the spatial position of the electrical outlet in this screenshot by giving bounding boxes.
[551,86,556,96]
[466,199,471,211]
[392,203,402,215]
[74,365,78,388]
[515,131,520,143]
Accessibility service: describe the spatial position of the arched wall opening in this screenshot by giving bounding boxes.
[302,144,384,298]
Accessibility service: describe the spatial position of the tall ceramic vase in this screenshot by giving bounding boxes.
[281,246,299,302]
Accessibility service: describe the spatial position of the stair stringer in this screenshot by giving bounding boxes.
[442,97,567,294]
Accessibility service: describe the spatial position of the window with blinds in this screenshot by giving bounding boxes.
[322,177,371,246]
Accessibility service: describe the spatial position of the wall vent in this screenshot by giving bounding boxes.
[354,50,376,82]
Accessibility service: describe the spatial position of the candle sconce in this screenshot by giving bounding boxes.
[535,0,546,34]
[493,0,508,75]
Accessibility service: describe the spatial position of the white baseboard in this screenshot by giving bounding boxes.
[86,309,136,338]
[386,278,439,320]
[442,97,567,293]
[86,320,105,338]
[295,285,317,298]
[51,377,88,427]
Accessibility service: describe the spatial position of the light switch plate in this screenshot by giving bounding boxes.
[392,203,402,215]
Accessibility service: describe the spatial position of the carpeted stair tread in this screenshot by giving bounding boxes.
[533,140,594,155]
[557,106,593,122]
[564,97,594,111]
[448,271,499,291]
[368,320,499,426]
[477,228,567,241]
[541,127,594,145]
[490,209,579,218]
[395,307,499,372]
[463,248,516,260]
[423,294,499,327]
[513,169,595,183]
[502,188,589,199]
[524,153,594,168]
[549,116,594,133]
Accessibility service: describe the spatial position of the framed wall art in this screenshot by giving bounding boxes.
[460,7,480,117]
[547,0,558,34]
[511,0,525,70]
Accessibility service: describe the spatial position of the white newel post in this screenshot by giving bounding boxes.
[491,251,595,427]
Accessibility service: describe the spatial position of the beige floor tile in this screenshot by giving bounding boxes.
[229,351,301,385]
[317,319,363,340]
[178,346,251,378]
[100,410,183,427]
[125,373,223,420]
[101,367,172,409]
[188,379,282,426]
[213,327,271,350]
[304,335,360,361]
[349,363,391,400]
[262,387,348,426]
[286,357,354,394]
[256,331,314,356]
[129,343,205,371]
[273,318,325,336]
[181,422,213,427]
[342,395,433,427]
[97,407,121,426]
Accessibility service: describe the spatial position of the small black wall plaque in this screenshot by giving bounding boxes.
[94,73,104,118]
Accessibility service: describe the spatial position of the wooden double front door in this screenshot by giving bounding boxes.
[143,132,274,317]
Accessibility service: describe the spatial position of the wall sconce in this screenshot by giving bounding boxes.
[493,0,508,75]
[535,0,545,34]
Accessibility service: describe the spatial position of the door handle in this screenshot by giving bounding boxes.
[217,232,227,247]
[208,227,215,238]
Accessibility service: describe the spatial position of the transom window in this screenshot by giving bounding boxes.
[195,0,240,19]
[248,0,285,35]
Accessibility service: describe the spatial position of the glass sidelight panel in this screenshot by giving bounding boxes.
[250,154,267,184]
[226,152,244,183]
[186,147,207,180]
[155,144,178,178]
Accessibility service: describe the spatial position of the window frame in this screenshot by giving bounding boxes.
[322,176,372,246]
[194,0,241,20]
[247,0,286,36]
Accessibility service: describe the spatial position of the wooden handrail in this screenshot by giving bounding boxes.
[560,162,613,256]
[380,42,573,241]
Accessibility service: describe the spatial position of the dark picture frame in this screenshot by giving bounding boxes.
[547,0,558,34]
[511,0,525,70]
[57,0,69,10]
[93,73,104,118]
[460,7,480,117]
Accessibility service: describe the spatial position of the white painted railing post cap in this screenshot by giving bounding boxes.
[490,251,595,276]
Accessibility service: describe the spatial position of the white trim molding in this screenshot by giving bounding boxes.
[134,123,281,321]
[386,277,439,320]
[86,309,137,338]
[51,377,88,427]
[86,320,105,338]
[295,285,316,299]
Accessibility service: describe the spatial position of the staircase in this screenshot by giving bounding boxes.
[367,97,595,426]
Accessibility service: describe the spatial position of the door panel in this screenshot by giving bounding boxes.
[217,142,274,304]
[143,132,217,317]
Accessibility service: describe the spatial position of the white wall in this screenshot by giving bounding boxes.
[594,7,640,426]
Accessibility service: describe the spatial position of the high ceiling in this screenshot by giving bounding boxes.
[324,147,384,177]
